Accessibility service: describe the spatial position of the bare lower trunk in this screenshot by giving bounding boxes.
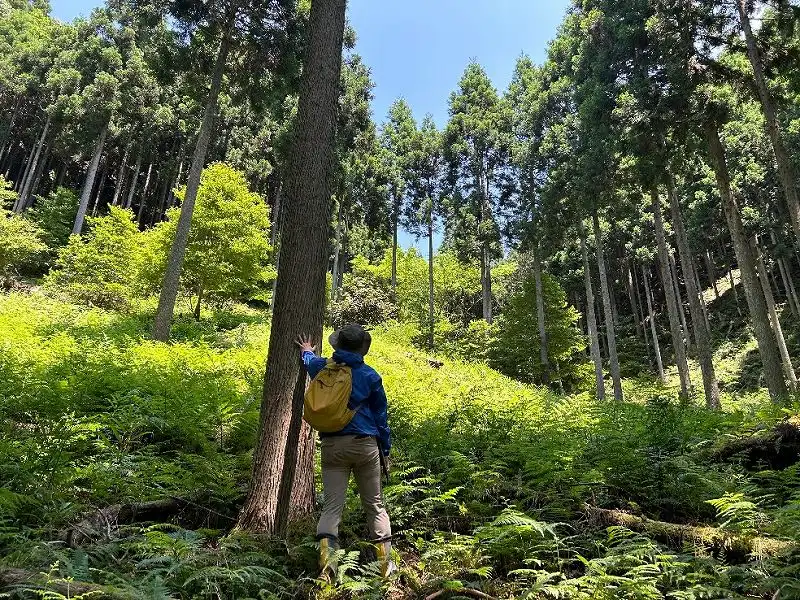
[737,0,800,248]
[137,163,153,226]
[651,185,691,400]
[626,256,644,339]
[643,265,666,383]
[125,150,143,210]
[669,252,690,352]
[16,115,50,211]
[705,120,788,401]
[667,171,720,409]
[705,249,720,301]
[532,243,550,383]
[428,212,435,350]
[152,32,230,342]
[73,122,109,235]
[580,220,605,400]
[391,194,398,296]
[90,165,107,217]
[592,211,622,401]
[111,144,130,207]
[753,240,797,391]
[237,0,347,535]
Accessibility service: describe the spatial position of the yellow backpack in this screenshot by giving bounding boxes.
[303,360,355,433]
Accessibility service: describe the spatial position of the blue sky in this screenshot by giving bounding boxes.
[51,0,571,250]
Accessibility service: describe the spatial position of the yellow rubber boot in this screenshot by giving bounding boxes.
[375,540,397,578]
[318,537,338,583]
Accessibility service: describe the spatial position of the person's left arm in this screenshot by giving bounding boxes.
[296,334,327,379]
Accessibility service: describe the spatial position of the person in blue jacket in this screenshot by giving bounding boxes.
[296,323,396,580]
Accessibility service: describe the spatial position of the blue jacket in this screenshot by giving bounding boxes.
[302,349,391,456]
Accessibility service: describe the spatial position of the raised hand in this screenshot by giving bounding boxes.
[295,333,316,354]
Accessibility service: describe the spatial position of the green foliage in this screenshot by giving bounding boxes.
[0,175,17,209]
[0,208,48,280]
[490,272,586,387]
[144,163,274,310]
[329,271,397,328]
[44,206,142,309]
[28,187,79,250]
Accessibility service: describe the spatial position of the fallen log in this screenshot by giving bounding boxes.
[709,416,800,470]
[424,588,497,600]
[0,567,132,599]
[584,505,793,560]
[59,498,187,547]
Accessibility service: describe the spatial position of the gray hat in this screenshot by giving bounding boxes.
[329,324,370,355]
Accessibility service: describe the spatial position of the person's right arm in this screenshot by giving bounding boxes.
[296,334,326,379]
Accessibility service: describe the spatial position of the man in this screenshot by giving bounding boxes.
[296,324,396,580]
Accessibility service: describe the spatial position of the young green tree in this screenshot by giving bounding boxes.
[144,163,273,318]
[0,208,47,280]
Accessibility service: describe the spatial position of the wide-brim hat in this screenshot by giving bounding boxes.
[329,324,371,356]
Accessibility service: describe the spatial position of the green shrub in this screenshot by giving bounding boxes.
[329,271,398,327]
[0,208,48,280]
[44,206,143,309]
[0,174,17,209]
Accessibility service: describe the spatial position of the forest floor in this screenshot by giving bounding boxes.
[0,287,799,599]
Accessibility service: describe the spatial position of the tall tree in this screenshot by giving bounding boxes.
[444,62,509,323]
[237,0,347,535]
[150,0,298,341]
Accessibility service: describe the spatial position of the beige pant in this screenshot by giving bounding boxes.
[317,435,392,541]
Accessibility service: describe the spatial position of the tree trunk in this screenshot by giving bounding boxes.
[29,148,51,203]
[111,144,130,207]
[705,249,720,301]
[694,257,711,333]
[428,209,435,350]
[753,240,797,391]
[270,175,282,247]
[626,255,644,339]
[391,192,398,296]
[331,200,344,301]
[651,185,692,400]
[125,150,143,210]
[152,33,231,342]
[137,163,153,226]
[592,210,623,401]
[704,120,788,401]
[237,0,347,535]
[780,257,800,317]
[737,0,800,248]
[532,242,550,383]
[580,220,605,400]
[667,171,720,409]
[670,251,690,352]
[643,264,666,383]
[480,169,493,323]
[90,165,107,217]
[15,140,36,193]
[73,122,109,235]
[16,115,50,212]
[721,242,742,315]
[193,287,203,321]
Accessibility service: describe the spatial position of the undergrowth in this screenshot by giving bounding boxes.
[0,292,798,599]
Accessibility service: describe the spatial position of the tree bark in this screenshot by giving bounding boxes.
[331,199,344,301]
[667,172,720,409]
[16,114,50,212]
[705,249,720,301]
[24,146,50,210]
[737,0,800,248]
[111,144,130,207]
[428,209,435,350]
[391,192,399,296]
[237,0,347,535]
[592,210,623,401]
[480,168,493,323]
[124,150,143,210]
[643,264,666,384]
[73,122,109,235]
[651,185,692,400]
[626,255,644,339]
[580,220,605,400]
[91,165,107,217]
[152,32,231,342]
[753,240,797,391]
[532,242,550,383]
[704,120,788,401]
[137,162,153,226]
[669,251,690,352]
[15,140,37,193]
